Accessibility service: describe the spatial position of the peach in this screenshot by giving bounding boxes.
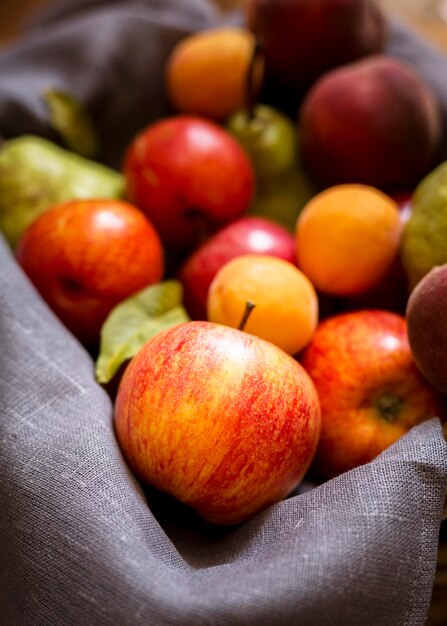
[406,264,447,394]
[300,56,442,189]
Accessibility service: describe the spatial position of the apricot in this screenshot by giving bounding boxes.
[165,27,263,121]
[207,254,318,355]
[295,184,401,296]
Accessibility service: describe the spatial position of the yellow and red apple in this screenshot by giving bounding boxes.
[114,321,321,525]
[300,310,444,480]
[406,264,447,395]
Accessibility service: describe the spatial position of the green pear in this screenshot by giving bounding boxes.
[251,167,316,232]
[227,104,317,231]
[400,160,447,290]
[0,135,125,248]
[227,104,297,181]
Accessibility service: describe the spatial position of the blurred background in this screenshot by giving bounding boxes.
[0,0,446,52]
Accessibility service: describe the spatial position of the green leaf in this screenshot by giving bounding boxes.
[43,89,100,159]
[95,280,190,384]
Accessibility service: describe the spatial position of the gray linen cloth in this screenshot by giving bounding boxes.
[1,1,447,624]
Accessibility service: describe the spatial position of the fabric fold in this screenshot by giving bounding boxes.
[1,232,446,625]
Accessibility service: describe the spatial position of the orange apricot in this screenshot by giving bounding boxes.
[165,27,263,121]
[207,254,318,355]
[295,184,402,296]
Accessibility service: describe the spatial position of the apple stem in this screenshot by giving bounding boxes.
[238,301,256,331]
[246,39,264,121]
[185,207,210,244]
[375,394,403,423]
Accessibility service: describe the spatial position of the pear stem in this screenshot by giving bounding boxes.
[238,301,256,331]
[246,38,264,122]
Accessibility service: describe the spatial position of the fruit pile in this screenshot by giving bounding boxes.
[2,0,447,526]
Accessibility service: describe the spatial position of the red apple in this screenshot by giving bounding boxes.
[178,216,296,320]
[114,321,321,525]
[300,310,444,480]
[123,116,255,250]
[16,199,164,345]
[406,264,447,395]
[300,56,442,189]
[245,0,386,93]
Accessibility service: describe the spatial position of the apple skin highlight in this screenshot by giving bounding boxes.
[114,321,321,525]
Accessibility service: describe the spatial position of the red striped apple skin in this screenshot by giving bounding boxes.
[114,321,321,525]
[300,310,444,480]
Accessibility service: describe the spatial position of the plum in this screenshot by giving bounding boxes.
[245,0,386,93]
